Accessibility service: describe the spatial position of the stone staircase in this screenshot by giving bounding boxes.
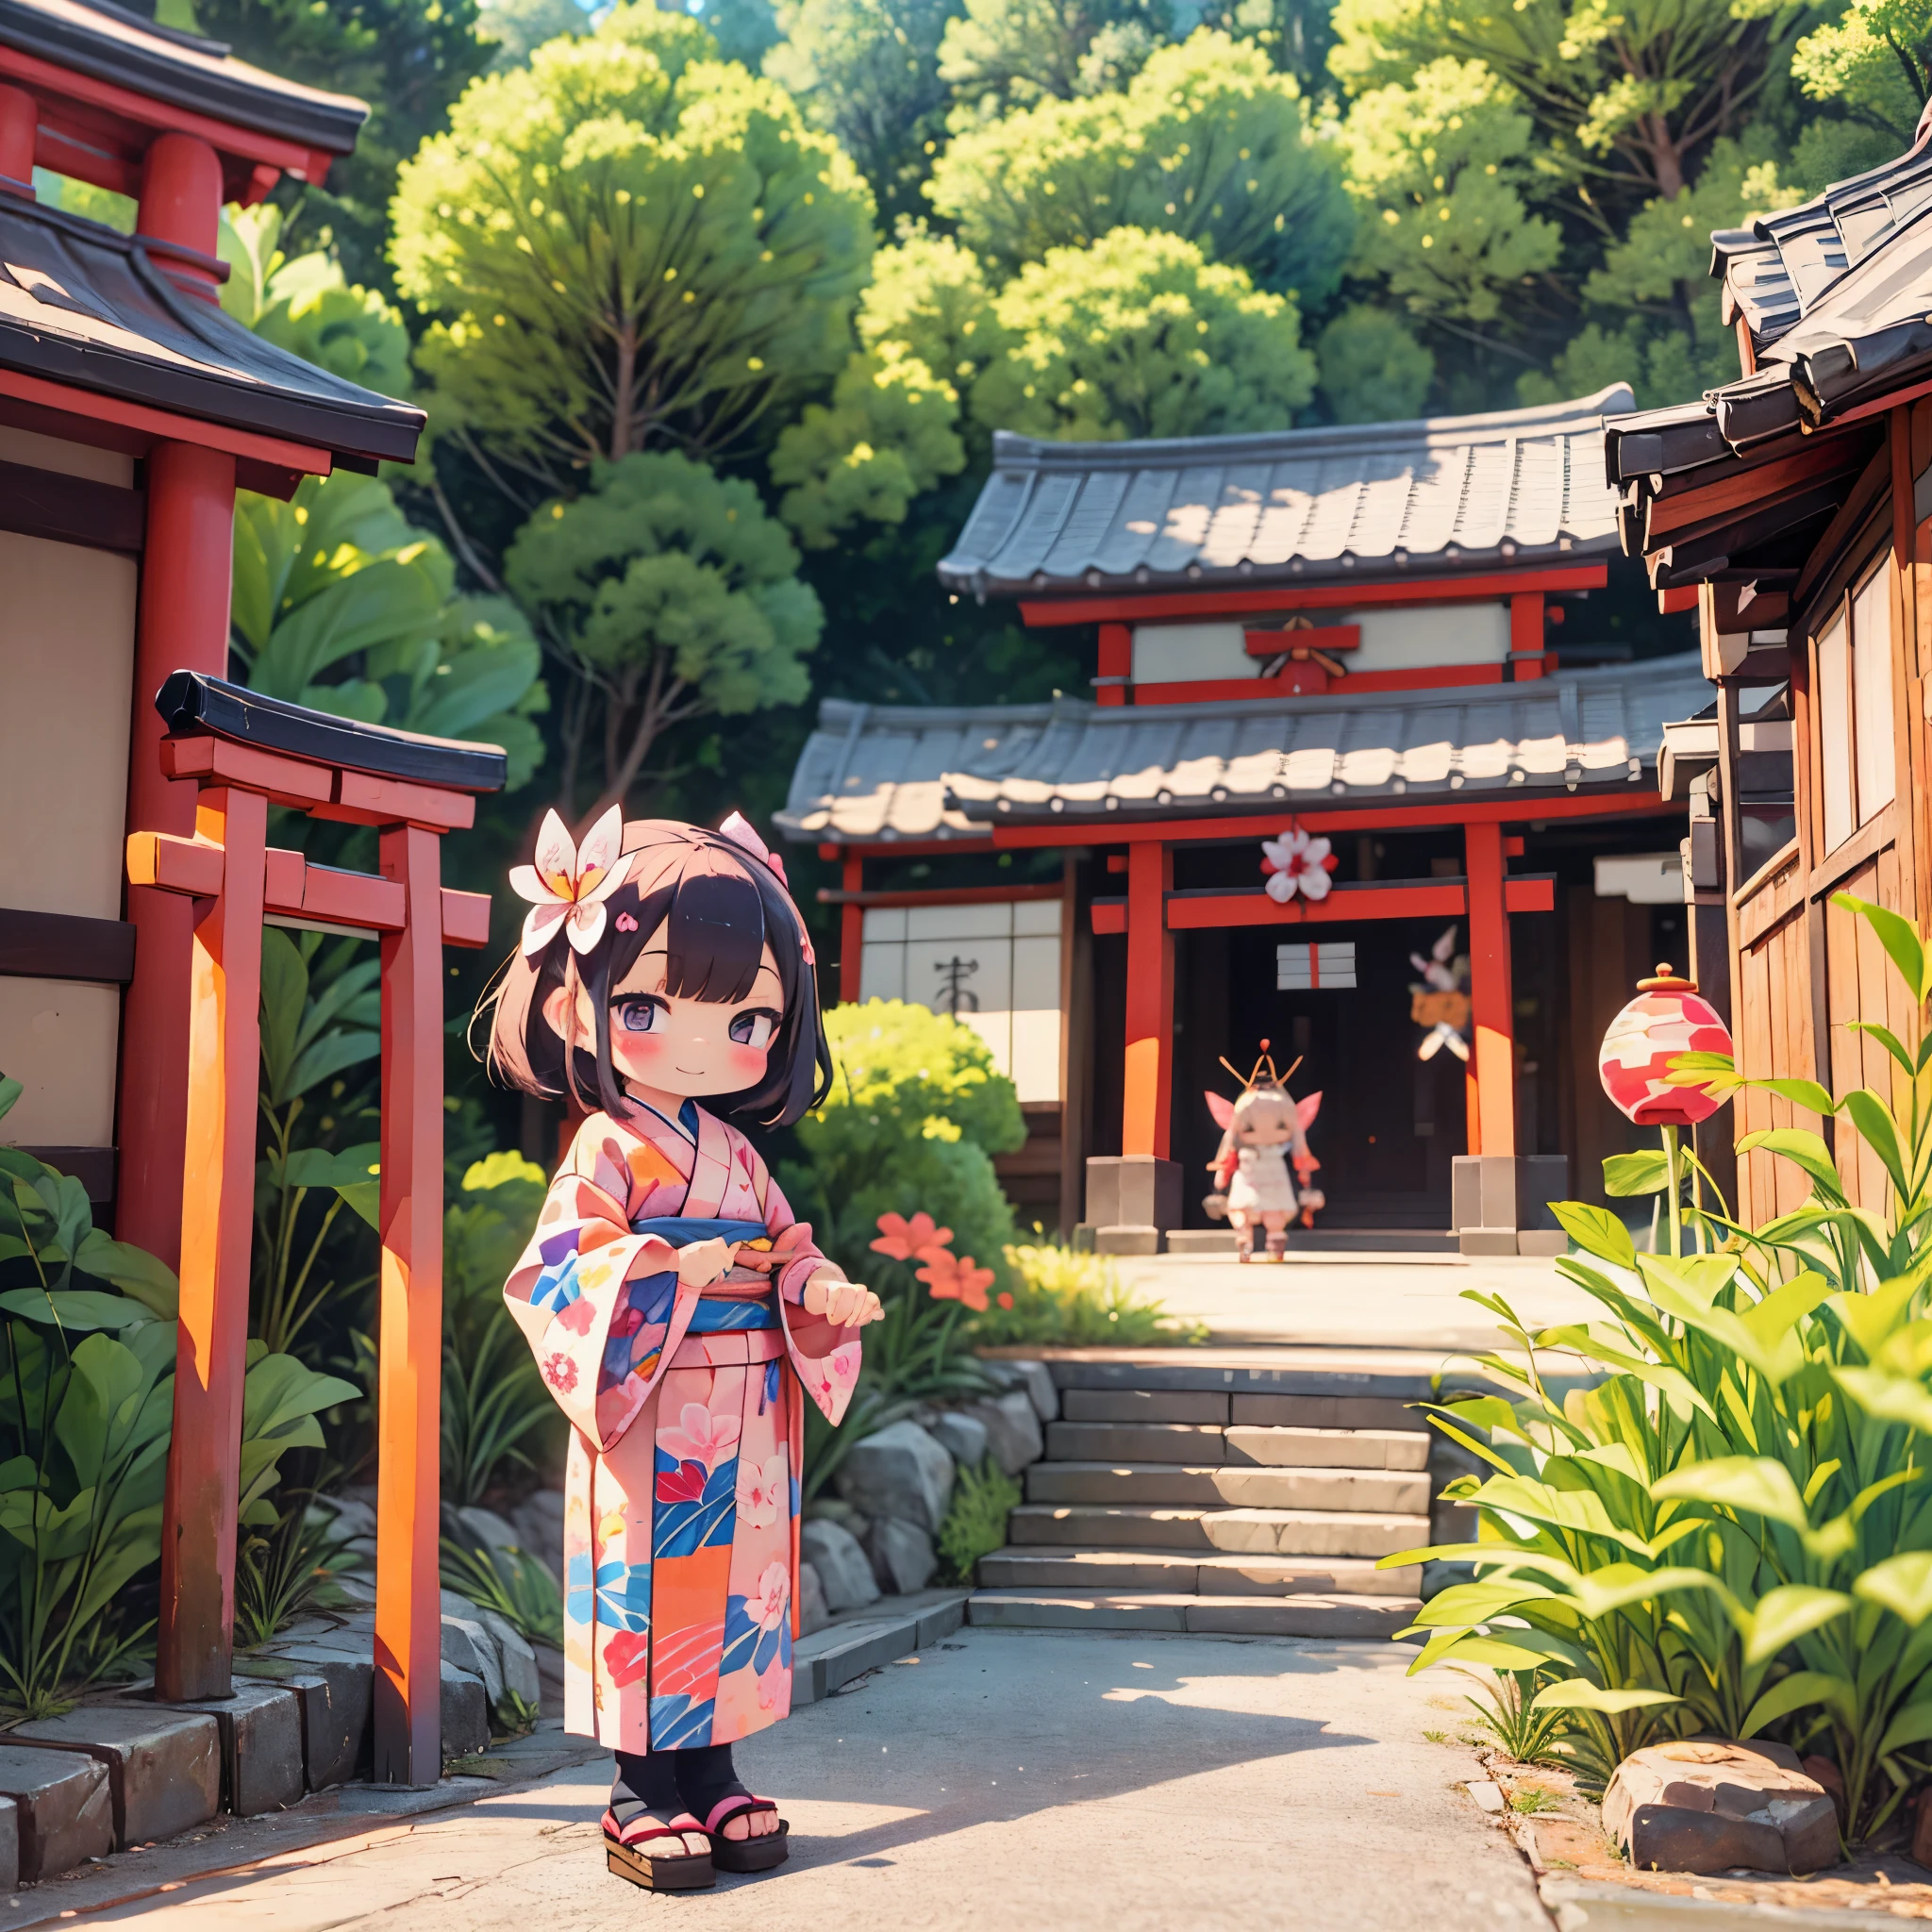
[969,1356,1441,1638]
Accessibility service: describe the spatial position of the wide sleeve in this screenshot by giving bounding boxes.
[502,1115,680,1452]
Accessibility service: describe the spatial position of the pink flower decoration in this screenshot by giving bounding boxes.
[735,1453,789,1530]
[717,810,789,888]
[554,1297,595,1336]
[658,1400,741,1471]
[615,912,639,933]
[509,806,630,958]
[745,1559,791,1632]
[758,1664,790,1710]
[541,1352,578,1393]
[1260,825,1337,904]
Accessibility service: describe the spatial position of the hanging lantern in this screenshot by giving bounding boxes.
[1598,964,1735,1126]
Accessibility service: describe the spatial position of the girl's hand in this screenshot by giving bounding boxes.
[803,1272,884,1327]
[676,1237,739,1288]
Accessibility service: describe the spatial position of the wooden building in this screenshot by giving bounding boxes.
[0,0,422,1263]
[782,390,1705,1253]
[1607,132,1932,1224]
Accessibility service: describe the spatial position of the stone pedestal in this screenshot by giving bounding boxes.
[1452,1155,1568,1257]
[1085,1156,1181,1256]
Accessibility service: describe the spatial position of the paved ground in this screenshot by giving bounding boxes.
[1119,1248,1599,1352]
[79,1628,1546,1932]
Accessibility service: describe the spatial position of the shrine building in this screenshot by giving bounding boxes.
[780,388,1714,1255]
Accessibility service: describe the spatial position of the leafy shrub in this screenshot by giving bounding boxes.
[441,1538,563,1649]
[975,1242,1205,1347]
[937,1457,1022,1584]
[1393,893,1932,1840]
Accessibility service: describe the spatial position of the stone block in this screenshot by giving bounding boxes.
[1065,1389,1229,1424]
[167,1680,305,1818]
[1517,1229,1569,1257]
[1457,1226,1520,1257]
[441,1662,490,1762]
[972,1390,1045,1475]
[864,1515,938,1594]
[1602,1739,1840,1875]
[1451,1154,1568,1233]
[260,1647,374,1789]
[1093,1224,1160,1257]
[440,1607,505,1706]
[0,1797,17,1890]
[836,1420,956,1532]
[0,1743,111,1879]
[1085,1155,1180,1233]
[449,1504,521,1557]
[510,1490,566,1580]
[481,1612,541,1711]
[926,1410,990,1470]
[1164,1229,1235,1255]
[985,1360,1057,1424]
[801,1518,880,1611]
[16,1705,218,1847]
[798,1559,831,1637]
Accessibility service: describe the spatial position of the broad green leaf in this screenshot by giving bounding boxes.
[1833,1366,1932,1434]
[1408,1631,1556,1674]
[1738,1128,1841,1193]
[1549,1202,1635,1270]
[0,1289,154,1331]
[1651,1457,1808,1530]
[1604,1150,1669,1197]
[72,1231,178,1319]
[1529,1680,1681,1715]
[1569,1564,1732,1622]
[277,1144,381,1191]
[1739,1271,1834,1353]
[1831,1270,1925,1359]
[1740,1584,1853,1663]
[1879,1697,1932,1758]
[1856,1552,1932,1625]
[1741,1670,1855,1737]
[1832,891,1930,1004]
[1845,1021,1919,1081]
[0,1074,20,1123]
[1535,1325,1718,1424]
[1842,1090,1911,1205]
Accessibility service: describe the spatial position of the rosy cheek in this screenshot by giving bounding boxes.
[726,1043,767,1079]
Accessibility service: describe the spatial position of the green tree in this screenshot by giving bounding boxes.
[936,0,1172,116]
[232,473,548,789]
[1329,0,1812,219]
[1793,0,1932,144]
[192,0,494,290]
[1316,303,1435,420]
[391,4,876,501]
[476,0,591,69]
[763,0,961,223]
[1337,58,1563,334]
[503,450,823,813]
[856,227,1010,429]
[927,31,1355,301]
[970,225,1317,440]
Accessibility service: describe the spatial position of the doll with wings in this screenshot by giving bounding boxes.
[1201,1042,1324,1261]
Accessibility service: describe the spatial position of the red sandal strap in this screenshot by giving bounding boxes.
[603,1807,707,1849]
[703,1792,777,1835]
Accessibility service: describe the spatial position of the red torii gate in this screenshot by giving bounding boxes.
[126,673,504,1785]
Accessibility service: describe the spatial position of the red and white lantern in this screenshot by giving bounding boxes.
[1598,965,1734,1126]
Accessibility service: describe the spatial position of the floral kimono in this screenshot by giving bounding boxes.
[504,1105,861,1752]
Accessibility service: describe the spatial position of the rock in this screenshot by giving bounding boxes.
[864,1516,938,1594]
[1803,1755,1847,1831]
[1466,1779,1505,1814]
[440,1609,505,1707]
[165,1680,305,1818]
[1602,1739,1840,1876]
[15,1705,219,1847]
[927,1410,990,1470]
[836,1420,956,1532]
[314,1494,377,1543]
[449,1505,521,1557]
[971,1391,1044,1475]
[1914,1787,1932,1872]
[800,1519,880,1611]
[0,1797,17,1890]
[985,1359,1058,1423]
[240,1652,371,1790]
[510,1491,567,1576]
[481,1611,542,1710]
[441,1662,490,1761]
[809,1497,869,1537]
[0,1745,110,1879]
[799,1560,831,1637]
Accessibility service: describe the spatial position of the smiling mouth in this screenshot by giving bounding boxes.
[675,1065,704,1074]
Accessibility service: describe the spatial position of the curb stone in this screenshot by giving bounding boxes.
[791,1590,970,1704]
[1541,1877,1881,1929]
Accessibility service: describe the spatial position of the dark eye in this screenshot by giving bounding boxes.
[729,1008,778,1049]
[614,997,665,1033]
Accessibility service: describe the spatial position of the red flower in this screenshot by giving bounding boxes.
[541,1352,578,1393]
[917,1250,994,1312]
[555,1297,596,1336]
[655,1458,707,1506]
[873,1210,952,1261]
[997,1291,1014,1309]
[604,1629,651,1687]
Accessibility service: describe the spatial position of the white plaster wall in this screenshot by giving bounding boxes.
[1349,603,1508,671]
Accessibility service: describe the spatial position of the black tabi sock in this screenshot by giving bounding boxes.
[610,1748,683,1822]
[674,1742,745,1815]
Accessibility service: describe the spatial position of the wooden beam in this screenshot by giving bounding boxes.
[1096,623,1130,708]
[0,908,135,983]
[816,882,1062,908]
[0,457,143,555]
[1465,822,1515,1158]
[839,856,862,1004]
[1121,840,1173,1158]
[1020,564,1609,628]
[1093,874,1557,932]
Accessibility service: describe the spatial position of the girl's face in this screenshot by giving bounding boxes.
[1235,1094,1295,1147]
[541,920,784,1101]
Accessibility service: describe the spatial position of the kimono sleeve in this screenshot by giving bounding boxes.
[502,1116,677,1451]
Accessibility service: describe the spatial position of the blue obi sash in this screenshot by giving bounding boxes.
[630,1217,778,1332]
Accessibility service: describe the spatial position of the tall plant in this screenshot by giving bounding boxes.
[1394,894,1932,1843]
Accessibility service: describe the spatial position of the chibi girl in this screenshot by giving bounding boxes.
[481,807,881,1891]
[1202,1043,1324,1261]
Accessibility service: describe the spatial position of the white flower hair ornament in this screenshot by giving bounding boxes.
[509,806,629,958]
[1259,825,1337,904]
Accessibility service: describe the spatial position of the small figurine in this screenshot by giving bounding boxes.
[481,807,884,1892]
[1410,924,1472,1061]
[1202,1041,1324,1261]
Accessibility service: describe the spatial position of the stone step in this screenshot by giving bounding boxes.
[1044,1421,1431,1470]
[1024,1461,1432,1514]
[1062,1389,1233,1424]
[1008,1503,1430,1558]
[966,1590,1423,1639]
[976,1546,1423,1598]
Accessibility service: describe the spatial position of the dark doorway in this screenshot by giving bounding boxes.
[1172,919,1470,1229]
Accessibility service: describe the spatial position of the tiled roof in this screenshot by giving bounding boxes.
[935,387,1635,599]
[1713,133,1932,354]
[0,197,424,466]
[0,0,368,155]
[777,656,1707,841]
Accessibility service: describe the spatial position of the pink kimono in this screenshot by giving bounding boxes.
[504,1105,861,1752]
